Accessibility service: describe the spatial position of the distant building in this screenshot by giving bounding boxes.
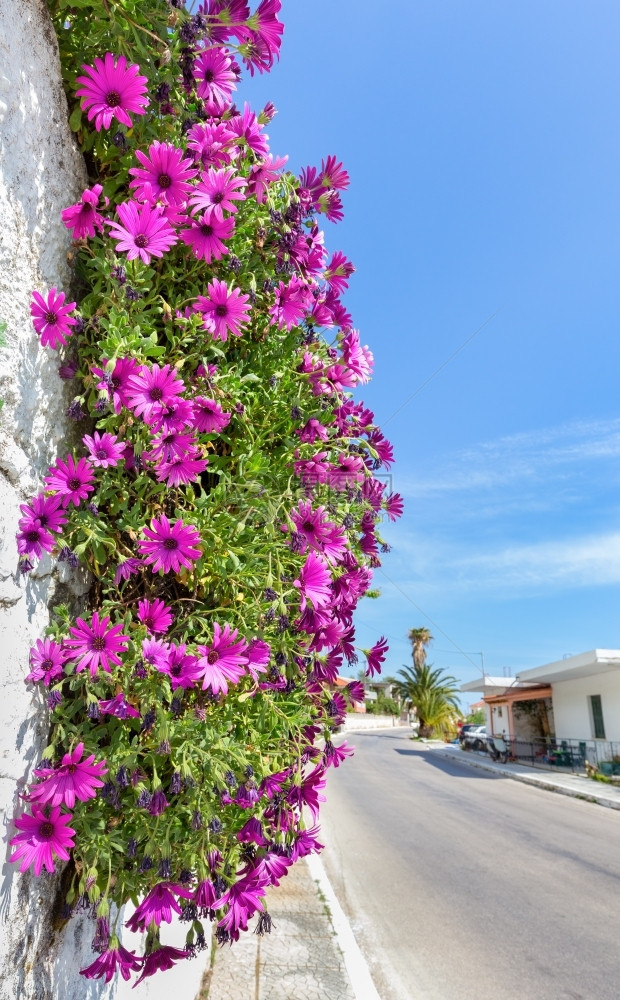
[516,650,620,743]
[461,650,620,746]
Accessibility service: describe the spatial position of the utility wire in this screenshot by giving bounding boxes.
[377,567,482,673]
[381,309,500,428]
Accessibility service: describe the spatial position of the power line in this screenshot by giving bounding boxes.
[381,309,500,428]
[376,567,483,673]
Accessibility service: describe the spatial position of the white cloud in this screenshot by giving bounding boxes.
[399,417,620,499]
[431,530,620,593]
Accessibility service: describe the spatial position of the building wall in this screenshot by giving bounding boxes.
[0,1,102,995]
[552,670,620,742]
[0,4,213,996]
[342,714,409,731]
[490,703,508,736]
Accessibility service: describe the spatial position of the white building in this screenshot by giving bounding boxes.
[516,650,620,743]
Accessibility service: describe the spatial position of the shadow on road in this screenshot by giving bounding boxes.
[394,747,502,779]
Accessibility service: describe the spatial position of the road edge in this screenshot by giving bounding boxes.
[436,746,620,810]
[305,853,383,1000]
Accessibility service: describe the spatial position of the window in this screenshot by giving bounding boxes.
[589,694,606,739]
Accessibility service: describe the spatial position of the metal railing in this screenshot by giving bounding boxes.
[473,737,620,775]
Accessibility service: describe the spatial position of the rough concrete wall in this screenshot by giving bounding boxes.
[0,2,110,997]
[0,6,211,996]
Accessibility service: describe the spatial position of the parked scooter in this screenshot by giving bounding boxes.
[487,733,509,763]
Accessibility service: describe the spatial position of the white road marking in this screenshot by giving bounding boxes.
[305,852,383,1000]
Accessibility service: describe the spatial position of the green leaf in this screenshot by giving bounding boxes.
[69,104,82,132]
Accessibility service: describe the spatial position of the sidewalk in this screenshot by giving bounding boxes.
[204,857,359,1000]
[434,743,620,809]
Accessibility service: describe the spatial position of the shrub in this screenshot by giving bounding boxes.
[11,0,402,985]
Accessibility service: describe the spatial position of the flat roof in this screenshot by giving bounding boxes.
[516,650,620,684]
[461,676,518,694]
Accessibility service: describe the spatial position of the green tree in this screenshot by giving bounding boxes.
[388,663,461,738]
[366,693,401,716]
[408,627,433,669]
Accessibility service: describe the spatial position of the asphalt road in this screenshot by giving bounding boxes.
[319,728,620,1000]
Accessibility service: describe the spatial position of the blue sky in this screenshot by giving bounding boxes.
[243,1,620,691]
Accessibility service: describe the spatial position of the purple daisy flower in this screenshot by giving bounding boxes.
[192,397,231,434]
[287,765,326,821]
[82,430,125,468]
[194,877,217,912]
[137,598,174,634]
[287,501,347,564]
[19,493,67,535]
[138,515,202,574]
[290,824,324,861]
[113,557,142,586]
[216,865,269,934]
[141,636,170,670]
[30,288,77,350]
[263,851,293,885]
[25,638,67,686]
[92,356,141,414]
[148,790,169,816]
[9,805,76,876]
[245,638,270,681]
[186,121,235,168]
[80,941,142,983]
[193,46,237,106]
[228,103,270,156]
[126,882,193,933]
[99,693,141,719]
[323,739,355,769]
[365,636,388,678]
[341,328,372,383]
[237,817,268,846]
[61,184,106,240]
[75,52,149,132]
[126,363,186,424]
[129,141,197,206]
[150,396,195,435]
[179,210,235,262]
[247,153,288,203]
[132,946,189,987]
[326,453,365,491]
[65,611,129,677]
[346,680,365,703]
[156,641,202,690]
[29,743,107,809]
[293,551,332,612]
[269,275,312,331]
[147,430,198,464]
[16,518,57,559]
[107,201,177,264]
[44,454,95,507]
[190,166,247,221]
[197,622,248,696]
[194,279,251,342]
[154,450,209,487]
[384,492,404,521]
[58,358,78,380]
[241,0,284,70]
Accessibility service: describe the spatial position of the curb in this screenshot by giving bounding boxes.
[305,854,382,1000]
[436,747,620,810]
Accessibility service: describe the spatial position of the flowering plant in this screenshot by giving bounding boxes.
[13,0,402,984]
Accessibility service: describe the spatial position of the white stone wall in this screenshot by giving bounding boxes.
[0,5,212,996]
[342,714,408,731]
[0,2,106,997]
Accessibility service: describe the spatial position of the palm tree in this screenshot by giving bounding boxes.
[388,663,460,738]
[408,627,433,669]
